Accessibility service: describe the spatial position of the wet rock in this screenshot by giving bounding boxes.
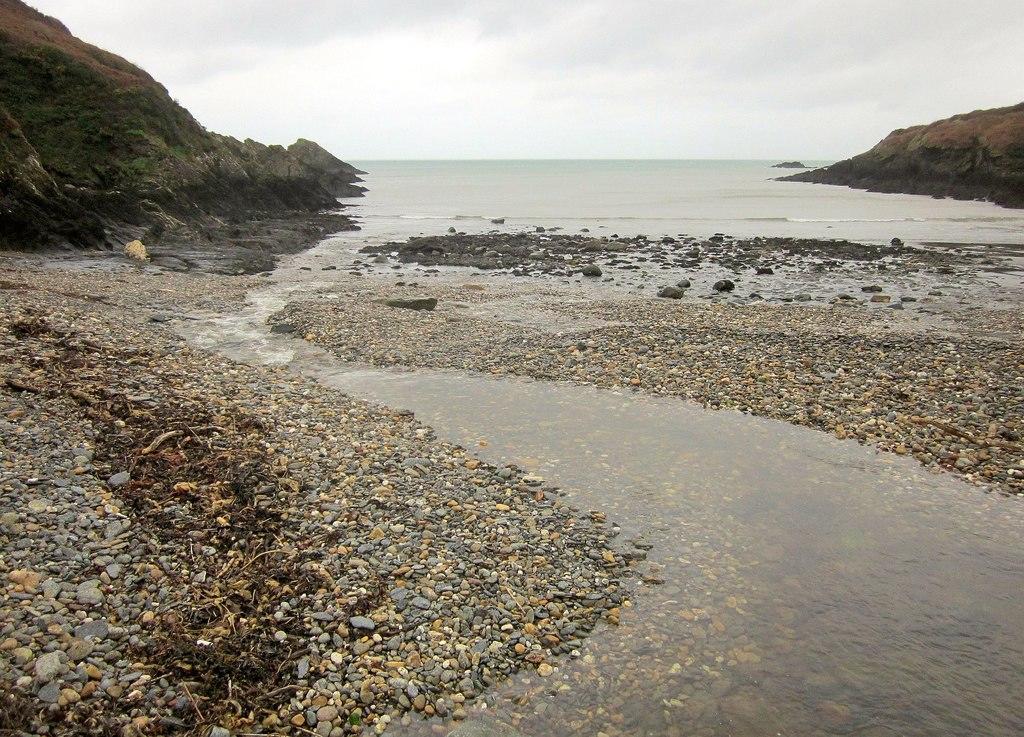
[658,286,685,299]
[382,297,438,311]
[581,264,602,277]
[713,279,735,292]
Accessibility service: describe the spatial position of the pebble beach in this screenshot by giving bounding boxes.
[2,225,1023,736]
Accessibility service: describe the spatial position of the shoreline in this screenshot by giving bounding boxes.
[1,224,1022,733]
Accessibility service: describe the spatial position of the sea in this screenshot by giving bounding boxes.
[340,159,1024,245]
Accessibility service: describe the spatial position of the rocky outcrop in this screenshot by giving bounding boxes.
[0,0,364,251]
[783,103,1024,209]
[771,161,808,169]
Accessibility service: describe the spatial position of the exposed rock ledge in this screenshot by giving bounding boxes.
[782,103,1024,209]
[0,0,365,255]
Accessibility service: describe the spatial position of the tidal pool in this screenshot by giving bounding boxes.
[185,304,1024,737]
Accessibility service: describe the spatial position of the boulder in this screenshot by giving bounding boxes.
[382,298,438,311]
[581,264,602,277]
[712,279,735,292]
[658,286,685,299]
[123,240,149,262]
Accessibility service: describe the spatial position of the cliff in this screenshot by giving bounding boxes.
[0,0,365,251]
[782,103,1024,209]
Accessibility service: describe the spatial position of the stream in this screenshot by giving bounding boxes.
[180,253,1024,737]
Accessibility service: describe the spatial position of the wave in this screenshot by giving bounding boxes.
[377,213,1023,224]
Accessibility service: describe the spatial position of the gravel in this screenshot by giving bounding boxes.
[0,263,628,735]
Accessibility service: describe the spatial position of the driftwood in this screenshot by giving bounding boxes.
[911,417,1020,450]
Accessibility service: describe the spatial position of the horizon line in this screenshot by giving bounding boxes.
[343,157,835,162]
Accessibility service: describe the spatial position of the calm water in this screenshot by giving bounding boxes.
[342,160,1024,245]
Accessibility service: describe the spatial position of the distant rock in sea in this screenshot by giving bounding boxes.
[0,0,365,251]
[772,161,809,169]
[781,102,1024,209]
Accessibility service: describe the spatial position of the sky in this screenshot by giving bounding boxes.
[29,0,1024,160]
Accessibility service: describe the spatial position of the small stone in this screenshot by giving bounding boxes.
[35,651,65,682]
[349,616,375,631]
[107,471,130,488]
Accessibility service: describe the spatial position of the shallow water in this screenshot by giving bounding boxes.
[344,160,1024,245]
[185,297,1024,737]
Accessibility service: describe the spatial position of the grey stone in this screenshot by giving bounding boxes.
[349,616,375,631]
[35,651,65,682]
[382,298,438,311]
[107,472,130,488]
[74,620,109,640]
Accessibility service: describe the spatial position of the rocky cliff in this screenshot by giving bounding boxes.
[783,103,1024,209]
[0,0,365,252]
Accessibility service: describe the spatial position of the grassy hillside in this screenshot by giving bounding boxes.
[0,0,363,249]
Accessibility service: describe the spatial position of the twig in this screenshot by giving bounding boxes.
[181,682,205,723]
[141,430,183,455]
[4,377,41,393]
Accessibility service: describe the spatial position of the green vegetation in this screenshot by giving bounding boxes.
[0,36,204,187]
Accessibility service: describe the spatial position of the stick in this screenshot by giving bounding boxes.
[141,430,183,455]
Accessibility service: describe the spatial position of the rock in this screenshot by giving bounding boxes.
[755,266,774,275]
[676,279,691,288]
[581,264,602,277]
[107,471,130,488]
[74,621,109,640]
[771,161,808,168]
[123,240,149,262]
[712,279,735,292]
[349,616,375,631]
[447,723,527,737]
[8,569,42,592]
[34,651,65,682]
[870,294,891,303]
[270,323,297,334]
[316,705,338,723]
[891,237,904,246]
[373,255,388,263]
[67,639,93,661]
[491,218,505,224]
[657,286,685,299]
[382,298,438,311]
[861,285,883,293]
[37,681,61,704]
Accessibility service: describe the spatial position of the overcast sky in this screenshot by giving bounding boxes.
[30,0,1024,160]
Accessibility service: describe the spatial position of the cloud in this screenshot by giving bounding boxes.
[28,0,1024,158]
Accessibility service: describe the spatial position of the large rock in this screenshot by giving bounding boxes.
[382,297,438,311]
[782,102,1024,209]
[123,240,149,261]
